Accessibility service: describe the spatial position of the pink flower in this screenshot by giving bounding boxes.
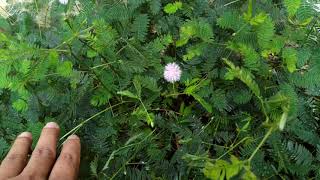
[164,62,182,83]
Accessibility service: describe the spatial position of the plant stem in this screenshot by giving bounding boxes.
[247,0,253,18]
[223,0,241,7]
[59,101,129,141]
[139,98,153,127]
[90,61,118,69]
[107,130,156,179]
[258,97,269,123]
[172,83,176,94]
[54,25,93,50]
[248,127,274,162]
[164,93,186,98]
[197,117,215,136]
[216,137,251,160]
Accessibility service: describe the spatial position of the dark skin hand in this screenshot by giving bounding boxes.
[0,122,81,180]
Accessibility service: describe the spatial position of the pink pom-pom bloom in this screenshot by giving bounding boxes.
[164,63,182,83]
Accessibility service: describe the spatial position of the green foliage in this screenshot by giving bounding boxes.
[256,17,275,48]
[0,0,319,179]
[284,0,301,17]
[286,141,313,166]
[224,59,260,97]
[247,12,268,26]
[56,61,73,77]
[164,1,182,14]
[12,99,28,112]
[203,156,256,180]
[131,14,150,41]
[176,19,213,47]
[227,43,261,70]
[282,48,298,73]
[217,11,243,30]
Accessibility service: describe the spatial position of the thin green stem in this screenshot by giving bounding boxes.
[172,83,176,94]
[164,93,186,97]
[233,24,248,37]
[59,101,129,141]
[258,97,269,123]
[106,130,156,179]
[209,42,227,46]
[139,98,153,127]
[267,98,288,104]
[224,0,241,7]
[116,44,128,55]
[120,38,147,61]
[150,108,181,115]
[90,61,119,70]
[303,19,317,44]
[216,137,251,160]
[248,127,274,162]
[264,85,278,90]
[247,0,253,18]
[53,26,93,50]
[197,117,215,136]
[39,48,69,53]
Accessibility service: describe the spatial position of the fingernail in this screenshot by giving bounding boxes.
[44,122,59,129]
[18,132,32,139]
[67,135,80,140]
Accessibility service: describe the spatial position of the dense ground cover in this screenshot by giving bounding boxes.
[0,0,320,179]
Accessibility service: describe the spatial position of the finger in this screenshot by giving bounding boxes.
[0,132,32,179]
[22,122,60,179]
[49,135,81,180]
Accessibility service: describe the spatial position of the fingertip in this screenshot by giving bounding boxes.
[18,132,32,140]
[64,135,81,152]
[22,122,60,177]
[0,133,33,178]
[44,122,59,129]
[67,135,80,141]
[49,134,81,180]
[64,135,81,157]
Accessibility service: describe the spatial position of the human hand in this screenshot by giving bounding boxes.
[0,122,81,180]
